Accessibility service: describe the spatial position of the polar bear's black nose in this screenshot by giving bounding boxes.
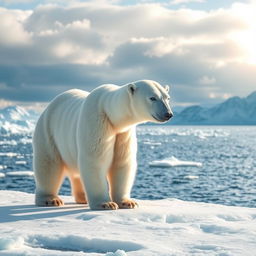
[164,112,173,120]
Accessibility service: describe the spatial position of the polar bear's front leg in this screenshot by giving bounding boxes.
[108,129,138,209]
[80,164,118,210]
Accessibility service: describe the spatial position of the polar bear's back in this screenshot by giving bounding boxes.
[33,89,89,169]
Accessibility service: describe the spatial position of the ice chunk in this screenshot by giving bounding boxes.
[184,175,199,179]
[15,160,27,165]
[149,156,202,167]
[6,171,34,176]
[0,165,7,170]
[0,172,5,178]
[0,152,18,157]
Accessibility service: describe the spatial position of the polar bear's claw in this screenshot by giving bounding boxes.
[45,197,64,206]
[101,202,119,210]
[36,195,64,207]
[119,199,138,209]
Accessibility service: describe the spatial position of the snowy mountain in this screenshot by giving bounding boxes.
[0,91,255,134]
[0,106,39,134]
[171,91,256,125]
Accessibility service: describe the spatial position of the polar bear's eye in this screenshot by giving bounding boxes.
[150,97,157,101]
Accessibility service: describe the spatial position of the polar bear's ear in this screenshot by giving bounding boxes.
[128,83,136,95]
[165,85,170,93]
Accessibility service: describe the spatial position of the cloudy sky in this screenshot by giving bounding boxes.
[0,0,256,109]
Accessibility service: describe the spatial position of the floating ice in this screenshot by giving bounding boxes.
[184,175,199,179]
[142,141,162,146]
[0,165,7,170]
[6,171,34,177]
[0,140,18,146]
[19,137,33,144]
[15,160,27,165]
[0,172,5,178]
[149,156,202,167]
[0,152,18,157]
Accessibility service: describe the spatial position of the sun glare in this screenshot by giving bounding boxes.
[230,2,256,65]
[233,28,256,65]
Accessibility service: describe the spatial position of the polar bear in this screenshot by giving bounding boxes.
[33,80,173,210]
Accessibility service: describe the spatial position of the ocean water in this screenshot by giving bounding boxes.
[0,126,255,208]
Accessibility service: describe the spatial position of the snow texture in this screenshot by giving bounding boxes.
[149,156,202,167]
[0,191,256,256]
[0,106,39,135]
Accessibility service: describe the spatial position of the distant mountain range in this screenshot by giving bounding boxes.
[0,91,255,134]
[171,91,256,125]
[0,106,39,134]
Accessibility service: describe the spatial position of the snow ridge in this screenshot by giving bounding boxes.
[172,91,256,125]
[0,106,39,134]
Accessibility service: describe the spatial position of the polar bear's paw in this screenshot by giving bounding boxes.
[36,195,64,207]
[101,202,119,210]
[118,199,138,209]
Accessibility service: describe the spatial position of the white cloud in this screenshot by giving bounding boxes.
[0,8,31,46]
[199,76,216,85]
[0,0,33,4]
[170,0,205,5]
[0,2,256,105]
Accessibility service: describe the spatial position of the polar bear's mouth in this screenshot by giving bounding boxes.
[151,114,166,122]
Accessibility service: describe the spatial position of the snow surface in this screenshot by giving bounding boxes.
[149,156,202,167]
[0,191,256,256]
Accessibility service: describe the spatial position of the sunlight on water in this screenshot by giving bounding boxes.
[0,126,256,207]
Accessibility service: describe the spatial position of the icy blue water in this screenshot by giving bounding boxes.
[0,126,256,207]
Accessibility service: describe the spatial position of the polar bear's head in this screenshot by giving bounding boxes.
[127,80,173,123]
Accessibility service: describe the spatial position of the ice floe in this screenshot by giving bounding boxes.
[15,160,27,165]
[0,172,5,178]
[0,191,255,256]
[5,171,34,177]
[0,152,18,157]
[149,156,202,167]
[0,165,7,170]
[184,175,199,179]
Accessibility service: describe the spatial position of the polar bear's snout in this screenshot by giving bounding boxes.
[164,111,173,120]
[152,100,173,122]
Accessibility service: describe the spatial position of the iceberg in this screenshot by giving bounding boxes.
[149,156,202,167]
[0,190,255,256]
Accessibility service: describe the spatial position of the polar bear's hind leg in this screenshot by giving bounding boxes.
[70,176,88,204]
[34,145,65,207]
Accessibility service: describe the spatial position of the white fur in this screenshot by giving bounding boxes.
[33,80,172,210]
